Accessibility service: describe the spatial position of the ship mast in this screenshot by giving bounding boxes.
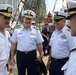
[52,0,58,16]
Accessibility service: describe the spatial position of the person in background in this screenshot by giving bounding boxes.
[46,26,53,55]
[31,20,35,26]
[41,23,49,56]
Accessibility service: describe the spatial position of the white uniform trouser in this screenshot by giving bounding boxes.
[65,50,76,75]
[0,66,7,75]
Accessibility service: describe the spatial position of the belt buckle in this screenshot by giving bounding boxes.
[25,52,28,54]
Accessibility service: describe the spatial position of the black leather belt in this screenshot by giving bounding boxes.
[52,57,69,61]
[18,50,35,54]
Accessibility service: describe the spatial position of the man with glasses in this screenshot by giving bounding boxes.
[46,11,74,75]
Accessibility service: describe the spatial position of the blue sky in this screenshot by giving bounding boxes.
[45,0,66,14]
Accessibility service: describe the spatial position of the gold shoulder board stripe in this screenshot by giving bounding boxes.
[70,46,76,52]
[33,26,38,30]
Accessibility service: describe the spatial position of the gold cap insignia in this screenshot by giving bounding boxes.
[7,7,12,13]
[27,11,31,15]
[54,12,58,16]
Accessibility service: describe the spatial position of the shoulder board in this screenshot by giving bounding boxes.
[71,46,76,52]
[72,46,76,50]
[16,26,22,29]
[67,29,71,32]
[33,26,38,30]
[73,46,76,49]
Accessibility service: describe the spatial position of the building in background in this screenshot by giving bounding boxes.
[0,0,19,20]
[24,0,46,24]
[0,0,19,12]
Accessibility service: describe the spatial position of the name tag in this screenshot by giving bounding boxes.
[60,34,67,39]
[30,32,35,35]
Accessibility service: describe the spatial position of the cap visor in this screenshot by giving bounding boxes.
[0,12,12,17]
[66,16,70,19]
[24,15,33,19]
[54,19,63,22]
[66,14,76,20]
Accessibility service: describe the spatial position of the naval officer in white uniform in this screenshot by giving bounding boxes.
[62,1,76,75]
[0,4,13,75]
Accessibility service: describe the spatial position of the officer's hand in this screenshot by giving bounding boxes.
[10,58,15,66]
[46,37,49,41]
[46,61,50,70]
[38,56,43,63]
[8,64,13,74]
[37,56,43,62]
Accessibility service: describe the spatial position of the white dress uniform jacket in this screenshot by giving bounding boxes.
[49,26,74,59]
[11,25,44,52]
[62,37,76,75]
[0,29,11,75]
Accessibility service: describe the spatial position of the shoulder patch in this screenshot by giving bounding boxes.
[16,26,22,29]
[33,26,38,30]
[73,46,76,49]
